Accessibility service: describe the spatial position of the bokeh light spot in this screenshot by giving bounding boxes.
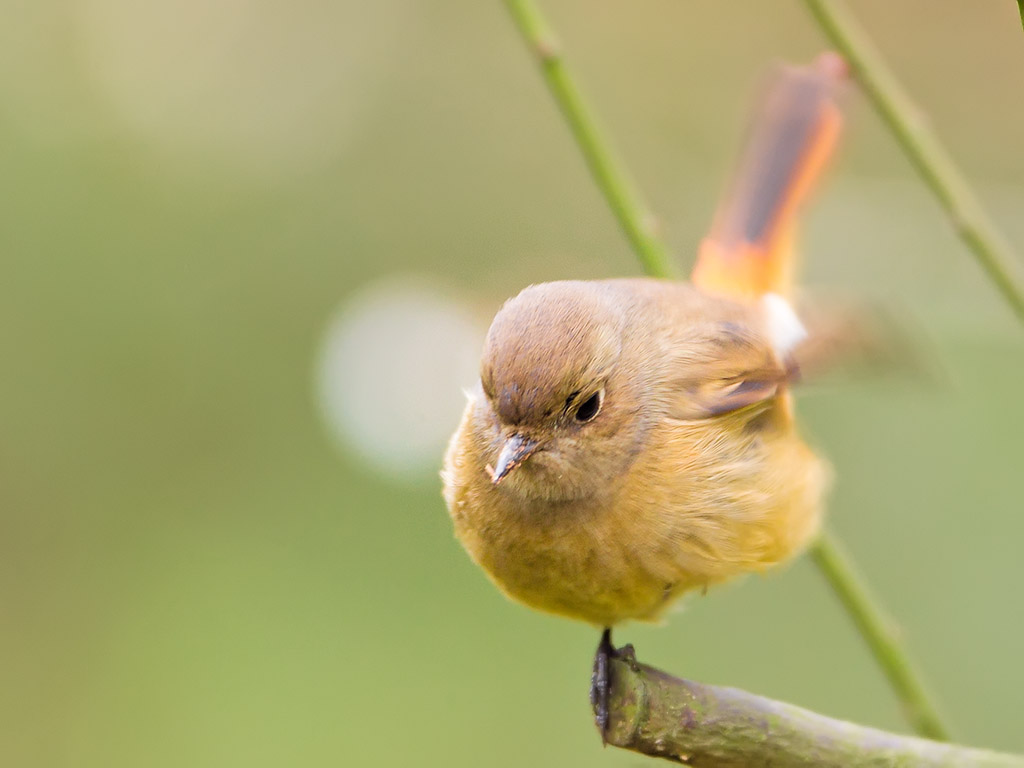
[74,0,410,176]
[317,278,483,480]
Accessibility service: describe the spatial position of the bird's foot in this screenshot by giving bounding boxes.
[590,628,638,743]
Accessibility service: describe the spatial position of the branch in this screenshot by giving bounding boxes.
[803,0,1024,325]
[501,0,950,742]
[811,532,950,741]
[600,654,1024,767]
[502,0,676,278]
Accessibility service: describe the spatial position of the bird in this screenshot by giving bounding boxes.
[442,54,845,731]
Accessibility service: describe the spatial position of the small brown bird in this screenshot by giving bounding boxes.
[442,56,844,724]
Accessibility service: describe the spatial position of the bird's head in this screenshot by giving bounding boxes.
[475,281,647,502]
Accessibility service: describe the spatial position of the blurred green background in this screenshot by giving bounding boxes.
[3,1,1024,765]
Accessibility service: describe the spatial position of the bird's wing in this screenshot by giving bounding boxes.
[661,309,791,421]
[691,56,843,301]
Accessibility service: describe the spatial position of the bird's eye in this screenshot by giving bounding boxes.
[574,390,603,423]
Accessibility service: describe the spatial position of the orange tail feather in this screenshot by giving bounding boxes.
[692,54,845,301]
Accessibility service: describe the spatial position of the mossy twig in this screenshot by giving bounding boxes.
[600,654,1023,766]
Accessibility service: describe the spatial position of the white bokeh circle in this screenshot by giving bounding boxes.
[317,278,483,479]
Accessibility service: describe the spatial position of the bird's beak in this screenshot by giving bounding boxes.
[488,434,539,486]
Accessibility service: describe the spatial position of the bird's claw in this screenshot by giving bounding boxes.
[590,628,636,743]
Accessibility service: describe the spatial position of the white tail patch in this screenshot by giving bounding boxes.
[762,293,807,358]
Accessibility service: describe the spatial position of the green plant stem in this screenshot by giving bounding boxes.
[1018,0,1024,34]
[804,0,1024,325]
[811,531,950,741]
[502,0,951,744]
[501,0,675,278]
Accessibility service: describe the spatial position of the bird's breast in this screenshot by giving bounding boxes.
[442,397,827,626]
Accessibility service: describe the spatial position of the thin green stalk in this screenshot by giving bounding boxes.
[502,0,950,745]
[502,0,675,278]
[811,532,950,741]
[1018,0,1024,34]
[804,0,1024,325]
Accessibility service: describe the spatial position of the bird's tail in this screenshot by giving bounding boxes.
[691,54,845,301]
